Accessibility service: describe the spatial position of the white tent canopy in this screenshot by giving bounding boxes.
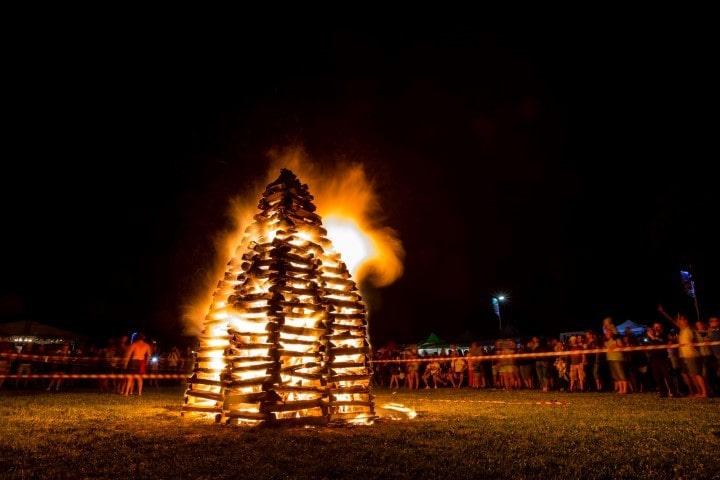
[615,320,647,336]
[0,320,84,345]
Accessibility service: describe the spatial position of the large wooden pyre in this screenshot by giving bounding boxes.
[182,168,375,425]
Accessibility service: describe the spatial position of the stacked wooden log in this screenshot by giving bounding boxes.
[182,168,375,425]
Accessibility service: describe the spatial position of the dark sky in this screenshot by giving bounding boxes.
[2,24,717,348]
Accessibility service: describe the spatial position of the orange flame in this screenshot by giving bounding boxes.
[182,146,405,337]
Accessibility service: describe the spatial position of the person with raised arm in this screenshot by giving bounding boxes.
[657,305,708,398]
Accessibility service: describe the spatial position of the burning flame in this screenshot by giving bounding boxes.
[381,403,418,420]
[182,148,405,426]
[183,147,405,337]
[323,218,371,275]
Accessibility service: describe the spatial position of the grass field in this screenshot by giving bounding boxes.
[1,385,718,479]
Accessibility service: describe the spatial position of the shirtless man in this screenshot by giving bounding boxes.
[122,333,152,396]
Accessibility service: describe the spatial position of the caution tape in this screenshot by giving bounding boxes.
[370,340,720,364]
[423,398,569,406]
[3,341,718,366]
[0,352,187,364]
[0,373,188,380]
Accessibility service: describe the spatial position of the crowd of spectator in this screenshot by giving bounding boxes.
[0,334,195,393]
[371,312,720,399]
[1,309,718,400]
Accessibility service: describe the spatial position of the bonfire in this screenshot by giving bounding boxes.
[182,168,375,425]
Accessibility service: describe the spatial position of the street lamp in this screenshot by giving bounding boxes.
[492,295,506,334]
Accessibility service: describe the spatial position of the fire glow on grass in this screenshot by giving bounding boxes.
[182,166,402,426]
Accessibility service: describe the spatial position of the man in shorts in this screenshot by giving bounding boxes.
[122,333,152,396]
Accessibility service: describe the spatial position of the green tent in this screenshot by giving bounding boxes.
[417,332,447,348]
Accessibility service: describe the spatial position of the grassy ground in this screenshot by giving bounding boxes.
[0,385,718,480]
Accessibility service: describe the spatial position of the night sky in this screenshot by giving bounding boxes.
[2,24,717,348]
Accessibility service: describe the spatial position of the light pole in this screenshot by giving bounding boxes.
[492,295,505,334]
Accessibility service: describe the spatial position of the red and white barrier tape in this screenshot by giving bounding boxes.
[0,352,185,363]
[369,341,720,363]
[2,340,718,366]
[427,398,569,406]
[0,373,187,379]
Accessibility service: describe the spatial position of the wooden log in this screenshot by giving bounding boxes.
[186,375,223,387]
[224,410,273,421]
[301,231,330,247]
[195,342,230,356]
[327,400,375,408]
[327,332,367,341]
[327,327,368,337]
[240,251,260,262]
[250,242,275,253]
[226,376,272,388]
[246,257,276,268]
[271,284,319,297]
[222,355,272,363]
[228,361,275,372]
[193,352,227,362]
[326,312,367,321]
[184,389,224,402]
[270,261,317,276]
[278,371,323,381]
[278,338,319,348]
[191,367,226,376]
[327,412,377,423]
[328,361,366,369]
[223,391,270,404]
[262,189,314,207]
[227,342,273,350]
[267,284,293,294]
[322,250,342,262]
[279,300,325,311]
[280,311,320,321]
[260,398,324,413]
[228,328,273,337]
[329,373,373,382]
[272,385,326,394]
[241,268,274,279]
[269,250,316,266]
[230,305,270,315]
[328,346,371,356]
[181,405,223,414]
[278,361,321,372]
[319,266,350,277]
[280,324,325,337]
[290,207,321,223]
[229,292,272,303]
[233,315,280,329]
[276,350,322,359]
[198,318,232,329]
[324,298,365,309]
[260,321,280,333]
[224,339,274,352]
[329,385,374,395]
[322,277,355,288]
[322,287,358,297]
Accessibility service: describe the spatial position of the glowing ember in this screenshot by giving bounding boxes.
[183,168,376,425]
[381,403,418,420]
